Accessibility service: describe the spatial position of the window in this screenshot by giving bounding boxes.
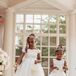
[15,14,67,76]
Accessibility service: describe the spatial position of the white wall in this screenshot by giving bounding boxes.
[0,25,4,48]
[68,13,76,76]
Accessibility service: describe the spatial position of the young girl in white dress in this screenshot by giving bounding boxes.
[14,34,45,76]
[49,45,68,76]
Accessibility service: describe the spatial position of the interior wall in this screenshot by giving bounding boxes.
[0,25,4,48]
[0,12,5,49]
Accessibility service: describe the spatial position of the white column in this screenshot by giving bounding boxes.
[3,8,15,76]
[69,13,76,76]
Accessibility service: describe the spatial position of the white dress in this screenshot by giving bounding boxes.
[49,59,66,76]
[14,49,45,76]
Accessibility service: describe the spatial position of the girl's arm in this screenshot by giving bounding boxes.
[63,60,68,72]
[35,53,41,64]
[16,47,27,65]
[50,59,59,71]
[16,52,25,65]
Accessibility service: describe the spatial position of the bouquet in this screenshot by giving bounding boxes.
[0,48,9,72]
[0,55,5,71]
[0,57,3,65]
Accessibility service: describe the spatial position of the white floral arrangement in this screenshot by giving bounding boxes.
[0,57,3,65]
[0,48,9,74]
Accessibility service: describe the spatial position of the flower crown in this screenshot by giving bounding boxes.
[56,45,64,51]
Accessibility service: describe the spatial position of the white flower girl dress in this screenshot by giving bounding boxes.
[49,59,66,76]
[14,49,44,76]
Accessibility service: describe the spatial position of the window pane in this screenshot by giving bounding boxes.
[25,24,33,30]
[59,16,66,24]
[49,16,57,24]
[42,37,48,45]
[63,47,66,58]
[42,47,48,56]
[50,58,53,72]
[34,15,41,23]
[42,24,48,33]
[36,36,41,45]
[44,69,48,76]
[50,47,56,56]
[26,15,33,23]
[49,24,57,33]
[16,14,24,23]
[42,15,49,33]
[15,35,23,45]
[42,58,48,67]
[50,37,56,46]
[42,15,49,24]
[36,47,40,50]
[59,37,66,46]
[59,25,66,33]
[16,24,23,33]
[16,46,22,56]
[34,24,41,33]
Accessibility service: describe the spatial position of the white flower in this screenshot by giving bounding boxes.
[0,48,9,70]
[0,55,3,65]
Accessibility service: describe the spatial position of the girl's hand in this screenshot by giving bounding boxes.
[15,63,19,68]
[63,66,68,70]
[13,63,19,72]
[53,67,59,70]
[34,60,41,64]
[34,60,38,64]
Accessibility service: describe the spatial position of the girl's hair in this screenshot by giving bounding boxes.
[25,37,29,53]
[29,33,35,37]
[29,33,35,39]
[25,33,35,53]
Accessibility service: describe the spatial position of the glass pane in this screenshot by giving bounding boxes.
[59,16,66,24]
[16,14,24,23]
[50,58,53,72]
[36,47,40,50]
[49,16,57,24]
[50,24,57,33]
[15,35,23,45]
[50,37,56,46]
[42,47,48,56]
[50,47,56,56]
[36,36,41,45]
[34,24,40,30]
[42,37,48,45]
[42,15,49,24]
[25,24,33,30]
[59,37,66,46]
[34,15,41,23]
[26,15,33,23]
[42,24,48,33]
[34,24,41,33]
[16,46,22,56]
[16,24,23,33]
[59,25,66,33]
[42,15,49,33]
[63,47,66,58]
[44,69,48,76]
[42,58,48,67]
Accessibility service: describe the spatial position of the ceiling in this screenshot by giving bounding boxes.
[8,0,26,7]
[0,0,76,12]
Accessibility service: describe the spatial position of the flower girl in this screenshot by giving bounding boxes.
[15,34,45,76]
[49,45,68,76]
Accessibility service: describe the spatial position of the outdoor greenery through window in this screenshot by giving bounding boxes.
[15,14,67,76]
